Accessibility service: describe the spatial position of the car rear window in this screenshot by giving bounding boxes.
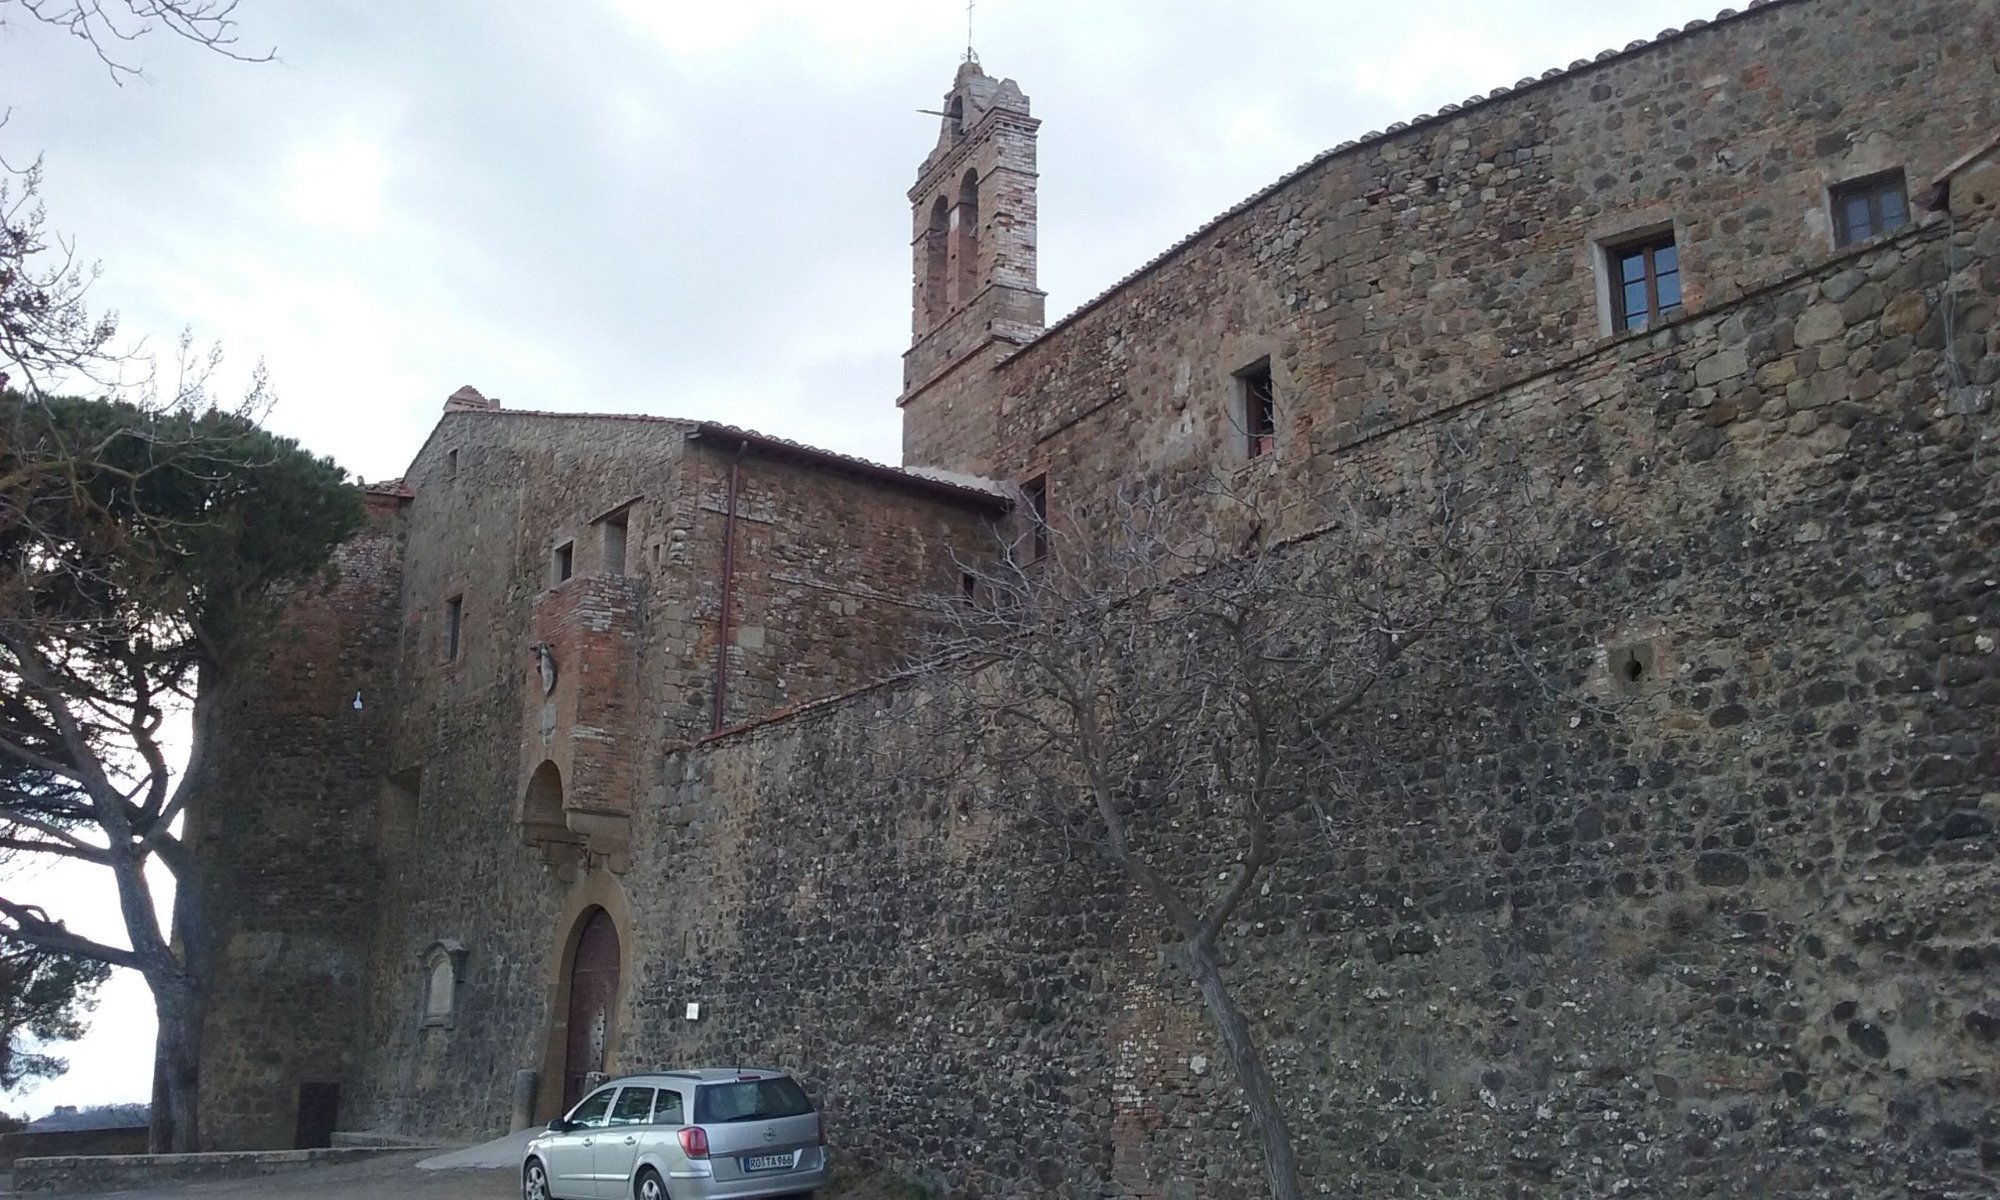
[694,1077,813,1124]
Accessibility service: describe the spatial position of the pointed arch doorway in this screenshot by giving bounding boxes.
[562,907,621,1109]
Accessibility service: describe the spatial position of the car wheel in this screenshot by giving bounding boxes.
[634,1166,668,1200]
[523,1157,554,1200]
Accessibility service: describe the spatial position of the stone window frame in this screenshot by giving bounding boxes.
[593,502,634,576]
[1230,356,1278,461]
[552,540,575,586]
[1605,232,1684,333]
[420,939,468,1030]
[1590,216,1683,337]
[443,594,464,662]
[1014,473,1050,564]
[1828,168,1911,249]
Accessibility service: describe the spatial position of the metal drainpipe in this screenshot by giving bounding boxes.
[711,443,746,733]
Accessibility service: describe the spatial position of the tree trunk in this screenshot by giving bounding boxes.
[148,977,206,1153]
[1185,938,1303,1200]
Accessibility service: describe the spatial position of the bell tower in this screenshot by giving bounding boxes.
[898,59,1044,470]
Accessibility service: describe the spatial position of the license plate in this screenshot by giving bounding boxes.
[743,1152,793,1172]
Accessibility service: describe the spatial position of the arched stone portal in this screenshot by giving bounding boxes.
[561,907,621,1110]
[534,870,634,1122]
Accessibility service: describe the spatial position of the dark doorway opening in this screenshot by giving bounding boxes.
[562,908,621,1110]
[294,1081,339,1148]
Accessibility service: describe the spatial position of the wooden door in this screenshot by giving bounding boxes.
[562,908,620,1110]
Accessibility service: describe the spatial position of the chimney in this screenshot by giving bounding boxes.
[444,385,500,413]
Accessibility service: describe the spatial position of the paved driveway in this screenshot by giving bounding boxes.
[75,1152,517,1200]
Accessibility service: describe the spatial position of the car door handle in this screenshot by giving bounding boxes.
[582,1137,594,1146]
[623,1136,636,1145]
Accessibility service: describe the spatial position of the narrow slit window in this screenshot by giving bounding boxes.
[1608,233,1683,332]
[1021,475,1049,562]
[445,449,458,479]
[1831,170,1910,248]
[445,595,464,661]
[1236,359,1276,458]
[553,542,574,584]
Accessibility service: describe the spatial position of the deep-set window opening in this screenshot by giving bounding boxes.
[1831,169,1910,247]
[1236,358,1276,458]
[597,507,630,576]
[1021,474,1049,562]
[1608,233,1683,332]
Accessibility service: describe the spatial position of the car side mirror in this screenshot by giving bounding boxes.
[546,1118,574,1133]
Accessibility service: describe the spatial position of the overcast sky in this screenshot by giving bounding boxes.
[4,0,1712,1118]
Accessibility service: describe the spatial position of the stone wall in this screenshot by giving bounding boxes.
[191,492,408,1149]
[191,0,2000,1188]
[613,213,1997,1198]
[309,411,999,1136]
[0,1127,148,1168]
[907,0,2000,546]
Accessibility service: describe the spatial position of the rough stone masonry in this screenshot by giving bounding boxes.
[192,0,2000,1195]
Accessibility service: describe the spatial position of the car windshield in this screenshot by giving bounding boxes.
[693,1077,813,1124]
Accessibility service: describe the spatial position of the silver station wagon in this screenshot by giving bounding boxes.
[523,1068,829,1200]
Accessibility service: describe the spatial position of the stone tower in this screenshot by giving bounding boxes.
[899,59,1044,473]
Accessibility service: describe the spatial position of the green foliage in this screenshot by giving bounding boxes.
[0,936,109,1090]
[0,389,364,659]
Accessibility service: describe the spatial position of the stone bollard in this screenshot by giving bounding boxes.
[510,1069,539,1133]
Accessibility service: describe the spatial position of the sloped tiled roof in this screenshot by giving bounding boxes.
[688,420,1009,510]
[421,403,1009,511]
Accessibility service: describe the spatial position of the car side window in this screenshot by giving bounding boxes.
[567,1087,616,1129]
[608,1087,655,1126]
[650,1089,684,1126]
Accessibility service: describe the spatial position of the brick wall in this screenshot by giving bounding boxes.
[192,492,408,1149]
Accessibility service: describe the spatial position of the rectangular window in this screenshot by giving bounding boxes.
[1608,233,1683,332]
[553,542,574,584]
[445,449,458,479]
[650,1089,684,1126]
[1235,358,1276,458]
[1020,474,1049,562]
[445,595,463,661]
[597,508,630,576]
[1831,170,1910,248]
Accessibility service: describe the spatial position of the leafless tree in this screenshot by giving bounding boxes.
[1,1,271,82]
[903,427,1575,1200]
[2,0,274,397]
[0,154,125,397]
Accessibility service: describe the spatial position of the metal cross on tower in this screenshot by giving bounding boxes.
[964,0,978,63]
